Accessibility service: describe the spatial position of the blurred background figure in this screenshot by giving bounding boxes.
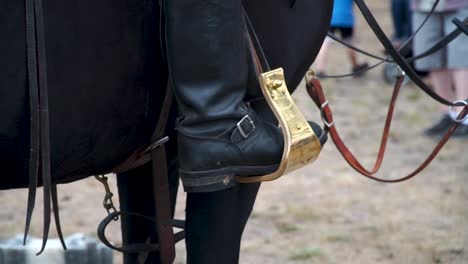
[314,0,369,77]
[391,0,413,47]
[411,0,468,137]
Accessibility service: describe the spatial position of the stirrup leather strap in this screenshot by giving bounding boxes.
[236,11,322,183]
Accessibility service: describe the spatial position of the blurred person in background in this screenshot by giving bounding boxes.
[314,0,369,77]
[391,0,413,46]
[411,0,468,137]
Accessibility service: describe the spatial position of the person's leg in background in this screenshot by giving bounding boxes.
[341,27,369,76]
[429,69,455,114]
[391,0,406,43]
[447,8,468,137]
[314,31,334,76]
[452,69,468,136]
[412,11,456,136]
[391,0,413,45]
[402,0,413,41]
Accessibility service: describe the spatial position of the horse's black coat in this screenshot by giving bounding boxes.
[0,0,332,190]
[1,0,332,262]
[1,0,167,189]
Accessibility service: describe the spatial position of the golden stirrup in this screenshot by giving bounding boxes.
[236,68,322,183]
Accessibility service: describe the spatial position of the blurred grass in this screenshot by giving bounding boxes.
[289,247,323,261]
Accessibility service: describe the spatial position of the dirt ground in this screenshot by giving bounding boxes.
[1,2,467,264]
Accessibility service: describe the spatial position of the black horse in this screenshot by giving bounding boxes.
[0,0,332,263]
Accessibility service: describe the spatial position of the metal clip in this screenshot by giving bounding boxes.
[95,175,119,221]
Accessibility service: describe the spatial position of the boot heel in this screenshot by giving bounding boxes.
[236,68,322,183]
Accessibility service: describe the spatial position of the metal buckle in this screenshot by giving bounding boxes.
[142,136,169,154]
[237,115,255,138]
[320,101,335,128]
[449,100,468,123]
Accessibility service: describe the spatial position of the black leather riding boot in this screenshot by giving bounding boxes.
[165,0,284,192]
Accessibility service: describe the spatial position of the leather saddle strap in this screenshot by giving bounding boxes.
[96,84,178,263]
[353,0,467,107]
[306,77,468,182]
[150,84,176,264]
[243,8,268,75]
[24,0,66,254]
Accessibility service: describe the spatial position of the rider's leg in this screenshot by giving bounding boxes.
[165,0,283,193]
[185,183,261,264]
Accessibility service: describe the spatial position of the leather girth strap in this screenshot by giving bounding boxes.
[24,0,66,254]
[97,84,181,264]
[149,84,176,264]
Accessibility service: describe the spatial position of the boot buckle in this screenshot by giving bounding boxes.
[237,115,256,138]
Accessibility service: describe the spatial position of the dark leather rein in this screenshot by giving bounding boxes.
[305,0,468,182]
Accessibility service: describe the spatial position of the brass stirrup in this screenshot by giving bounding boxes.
[236,68,322,183]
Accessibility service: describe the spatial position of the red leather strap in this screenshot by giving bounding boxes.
[306,76,468,183]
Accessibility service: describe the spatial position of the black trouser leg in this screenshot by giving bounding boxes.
[185,183,261,264]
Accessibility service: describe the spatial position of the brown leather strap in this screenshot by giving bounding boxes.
[97,84,178,263]
[150,85,176,264]
[243,11,265,76]
[306,76,468,182]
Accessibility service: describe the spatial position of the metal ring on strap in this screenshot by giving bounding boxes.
[449,100,468,123]
[320,101,335,128]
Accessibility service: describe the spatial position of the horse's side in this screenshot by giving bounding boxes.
[0,0,332,262]
[0,0,168,189]
[0,0,332,190]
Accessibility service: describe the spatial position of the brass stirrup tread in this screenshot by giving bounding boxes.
[236,68,321,183]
